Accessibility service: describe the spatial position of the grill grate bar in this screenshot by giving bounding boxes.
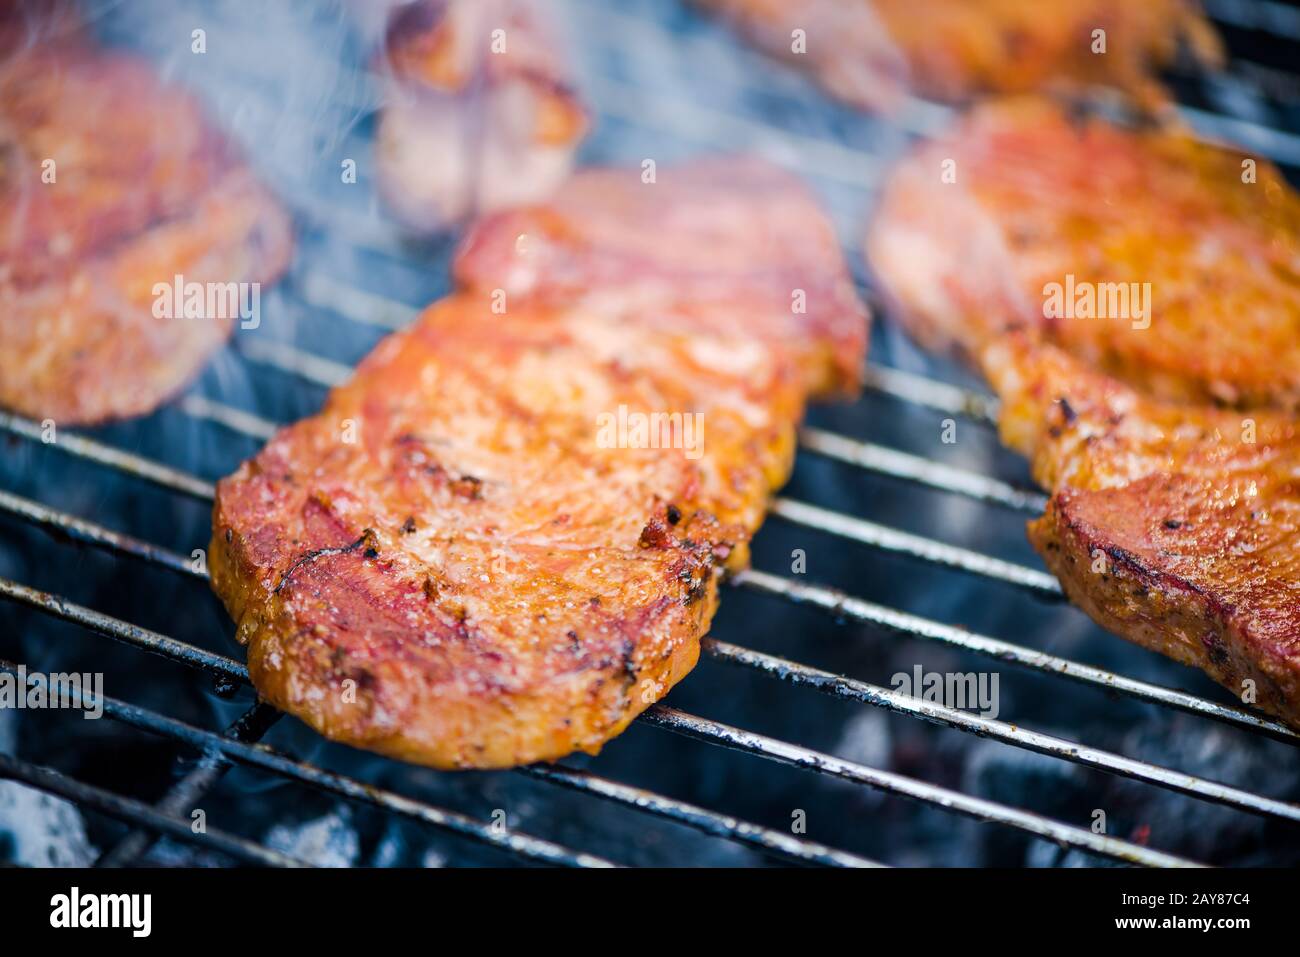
[770,497,1061,598]
[96,702,282,868]
[177,394,278,442]
[297,270,419,331]
[0,590,1187,866]
[641,706,1200,868]
[734,569,1300,744]
[0,658,616,868]
[0,488,202,579]
[857,365,1000,427]
[519,764,883,867]
[703,638,1300,824]
[0,411,214,501]
[0,576,244,682]
[235,337,351,389]
[799,426,1044,513]
[1180,103,1300,166]
[0,749,306,867]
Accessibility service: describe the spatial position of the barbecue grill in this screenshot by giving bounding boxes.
[2,0,1300,868]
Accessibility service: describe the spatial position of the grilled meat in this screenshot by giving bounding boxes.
[0,40,292,424]
[698,0,1220,111]
[212,300,805,768]
[376,0,588,231]
[212,158,866,769]
[985,335,1300,730]
[454,157,868,398]
[867,97,1300,411]
[869,97,1300,727]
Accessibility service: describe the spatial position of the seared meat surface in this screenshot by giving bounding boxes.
[868,97,1300,411]
[985,336,1300,730]
[698,0,1220,111]
[212,159,866,768]
[455,157,868,398]
[376,0,587,231]
[0,37,292,424]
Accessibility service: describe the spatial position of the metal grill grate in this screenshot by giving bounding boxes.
[2,0,1300,868]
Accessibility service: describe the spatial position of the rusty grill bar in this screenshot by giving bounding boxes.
[2,0,1299,868]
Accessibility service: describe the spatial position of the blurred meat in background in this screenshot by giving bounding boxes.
[697,0,1222,111]
[0,1,292,423]
[376,0,588,230]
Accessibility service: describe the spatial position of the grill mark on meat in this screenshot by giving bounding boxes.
[272,529,376,596]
